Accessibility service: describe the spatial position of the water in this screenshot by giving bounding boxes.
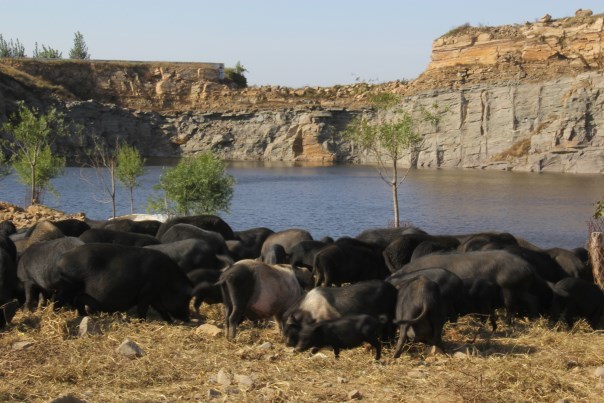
[0,162,602,249]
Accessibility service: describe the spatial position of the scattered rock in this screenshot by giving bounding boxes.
[49,394,86,403]
[575,9,593,17]
[348,389,362,400]
[595,366,604,378]
[555,399,570,403]
[12,341,34,351]
[538,14,552,23]
[196,324,222,338]
[311,352,329,359]
[235,374,255,389]
[78,317,100,337]
[257,341,272,350]
[207,389,222,399]
[116,339,145,358]
[216,369,232,387]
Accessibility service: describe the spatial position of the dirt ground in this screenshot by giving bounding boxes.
[1,304,603,402]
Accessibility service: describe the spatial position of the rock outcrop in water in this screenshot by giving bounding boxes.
[0,10,603,172]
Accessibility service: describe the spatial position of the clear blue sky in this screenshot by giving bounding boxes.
[2,1,602,87]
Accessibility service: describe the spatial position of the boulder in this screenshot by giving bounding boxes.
[116,339,145,358]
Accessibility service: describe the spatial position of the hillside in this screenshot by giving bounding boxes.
[0,9,603,172]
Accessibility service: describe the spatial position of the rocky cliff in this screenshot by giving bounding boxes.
[0,9,603,173]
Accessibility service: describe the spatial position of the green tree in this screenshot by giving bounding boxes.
[33,42,62,59]
[224,61,248,88]
[341,95,424,227]
[147,152,235,216]
[595,199,604,218]
[1,102,67,205]
[0,35,26,57]
[116,144,146,214]
[68,31,90,59]
[0,151,12,179]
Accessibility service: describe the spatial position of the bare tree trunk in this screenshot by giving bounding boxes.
[30,165,37,205]
[129,187,134,214]
[392,159,399,227]
[392,181,399,228]
[110,163,116,219]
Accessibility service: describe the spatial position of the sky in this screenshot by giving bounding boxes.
[1,1,603,88]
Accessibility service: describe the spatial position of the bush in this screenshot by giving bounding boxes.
[0,35,26,58]
[33,43,62,59]
[224,61,248,88]
[147,152,235,216]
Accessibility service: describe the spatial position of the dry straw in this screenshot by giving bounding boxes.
[1,303,603,402]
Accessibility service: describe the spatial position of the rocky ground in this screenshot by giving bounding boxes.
[0,202,85,230]
[0,305,603,402]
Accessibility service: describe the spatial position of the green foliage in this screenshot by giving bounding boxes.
[147,152,235,216]
[12,145,65,202]
[595,199,604,219]
[33,42,62,59]
[1,102,68,204]
[116,144,146,214]
[342,100,424,227]
[369,93,401,109]
[224,61,248,88]
[344,111,422,164]
[0,151,12,179]
[0,34,26,57]
[420,101,443,129]
[68,31,90,60]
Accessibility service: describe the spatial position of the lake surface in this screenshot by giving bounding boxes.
[0,162,602,249]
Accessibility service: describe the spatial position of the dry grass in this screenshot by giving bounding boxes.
[0,63,74,99]
[1,304,603,402]
[491,138,531,162]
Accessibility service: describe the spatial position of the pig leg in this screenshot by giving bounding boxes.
[369,338,382,360]
[223,281,254,339]
[393,324,409,359]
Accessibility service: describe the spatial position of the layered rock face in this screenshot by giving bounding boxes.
[406,71,604,173]
[429,13,603,73]
[0,11,603,173]
[57,101,355,163]
[0,59,225,111]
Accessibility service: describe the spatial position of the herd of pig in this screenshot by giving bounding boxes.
[0,214,602,359]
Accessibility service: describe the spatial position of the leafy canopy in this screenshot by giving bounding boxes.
[33,42,62,59]
[116,144,146,214]
[595,199,604,219]
[69,31,90,59]
[224,61,248,88]
[12,145,65,200]
[343,109,423,180]
[1,101,68,204]
[116,144,146,191]
[148,152,234,216]
[0,34,26,58]
[341,93,426,227]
